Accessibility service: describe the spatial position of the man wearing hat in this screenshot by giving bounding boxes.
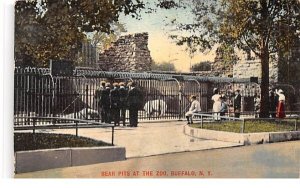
[269,89,277,118]
[101,82,111,123]
[110,83,120,126]
[94,81,106,122]
[234,89,241,118]
[119,82,128,126]
[127,82,143,127]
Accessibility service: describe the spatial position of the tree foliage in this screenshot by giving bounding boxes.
[15,0,144,67]
[89,22,127,52]
[215,43,239,65]
[151,61,176,72]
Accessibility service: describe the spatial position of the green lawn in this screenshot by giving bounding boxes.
[191,119,299,133]
[14,133,112,152]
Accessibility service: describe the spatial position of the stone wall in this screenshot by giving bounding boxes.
[233,59,278,82]
[97,33,152,72]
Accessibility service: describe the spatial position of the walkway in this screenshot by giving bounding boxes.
[15,141,300,178]
[41,121,241,158]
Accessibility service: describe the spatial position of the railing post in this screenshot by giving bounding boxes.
[112,126,114,146]
[178,91,182,120]
[33,117,36,135]
[85,85,89,120]
[75,121,78,137]
[241,119,245,133]
[201,114,203,129]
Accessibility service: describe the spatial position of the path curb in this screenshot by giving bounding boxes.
[184,125,300,145]
[15,146,126,174]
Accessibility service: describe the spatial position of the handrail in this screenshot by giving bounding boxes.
[191,112,299,133]
[192,113,243,121]
[14,116,115,145]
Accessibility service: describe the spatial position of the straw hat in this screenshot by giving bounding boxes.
[190,95,197,100]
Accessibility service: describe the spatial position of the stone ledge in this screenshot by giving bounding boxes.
[184,125,300,145]
[15,146,126,174]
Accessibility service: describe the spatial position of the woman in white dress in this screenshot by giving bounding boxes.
[212,88,222,120]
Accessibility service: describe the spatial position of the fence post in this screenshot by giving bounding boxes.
[240,119,245,133]
[75,121,78,137]
[85,85,89,120]
[74,90,77,119]
[295,118,297,131]
[33,117,36,135]
[112,126,114,146]
[201,115,203,129]
[178,90,182,120]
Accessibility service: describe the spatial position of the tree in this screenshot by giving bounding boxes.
[89,22,127,52]
[151,61,176,72]
[15,0,144,67]
[191,61,212,71]
[213,43,239,76]
[214,43,239,66]
[165,0,300,118]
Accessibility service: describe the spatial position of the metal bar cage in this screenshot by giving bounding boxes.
[14,67,260,126]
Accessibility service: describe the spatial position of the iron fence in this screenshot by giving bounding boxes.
[14,67,260,126]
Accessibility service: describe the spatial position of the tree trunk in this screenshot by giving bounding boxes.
[259,47,270,118]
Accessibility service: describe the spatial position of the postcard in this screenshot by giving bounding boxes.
[11,0,300,179]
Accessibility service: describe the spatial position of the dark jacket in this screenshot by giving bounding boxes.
[234,94,241,110]
[94,86,104,106]
[100,87,111,107]
[220,101,228,113]
[127,87,143,109]
[110,87,120,109]
[119,87,128,107]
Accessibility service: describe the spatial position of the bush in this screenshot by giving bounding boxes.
[191,61,212,71]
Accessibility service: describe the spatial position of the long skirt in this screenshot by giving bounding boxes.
[276,101,285,118]
[213,101,222,120]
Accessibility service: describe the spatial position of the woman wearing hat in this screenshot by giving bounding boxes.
[276,89,286,118]
[212,88,222,120]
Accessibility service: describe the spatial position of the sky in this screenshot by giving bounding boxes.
[119,2,216,72]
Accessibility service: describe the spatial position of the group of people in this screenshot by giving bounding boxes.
[248,89,286,118]
[96,81,287,126]
[94,81,143,127]
[184,88,242,124]
[211,88,241,120]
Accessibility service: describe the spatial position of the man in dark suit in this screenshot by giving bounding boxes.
[119,82,128,126]
[101,83,111,123]
[94,81,106,122]
[127,82,143,127]
[234,89,242,118]
[269,89,277,118]
[110,83,120,126]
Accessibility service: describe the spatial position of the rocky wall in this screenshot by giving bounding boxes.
[97,33,152,72]
[233,60,278,82]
